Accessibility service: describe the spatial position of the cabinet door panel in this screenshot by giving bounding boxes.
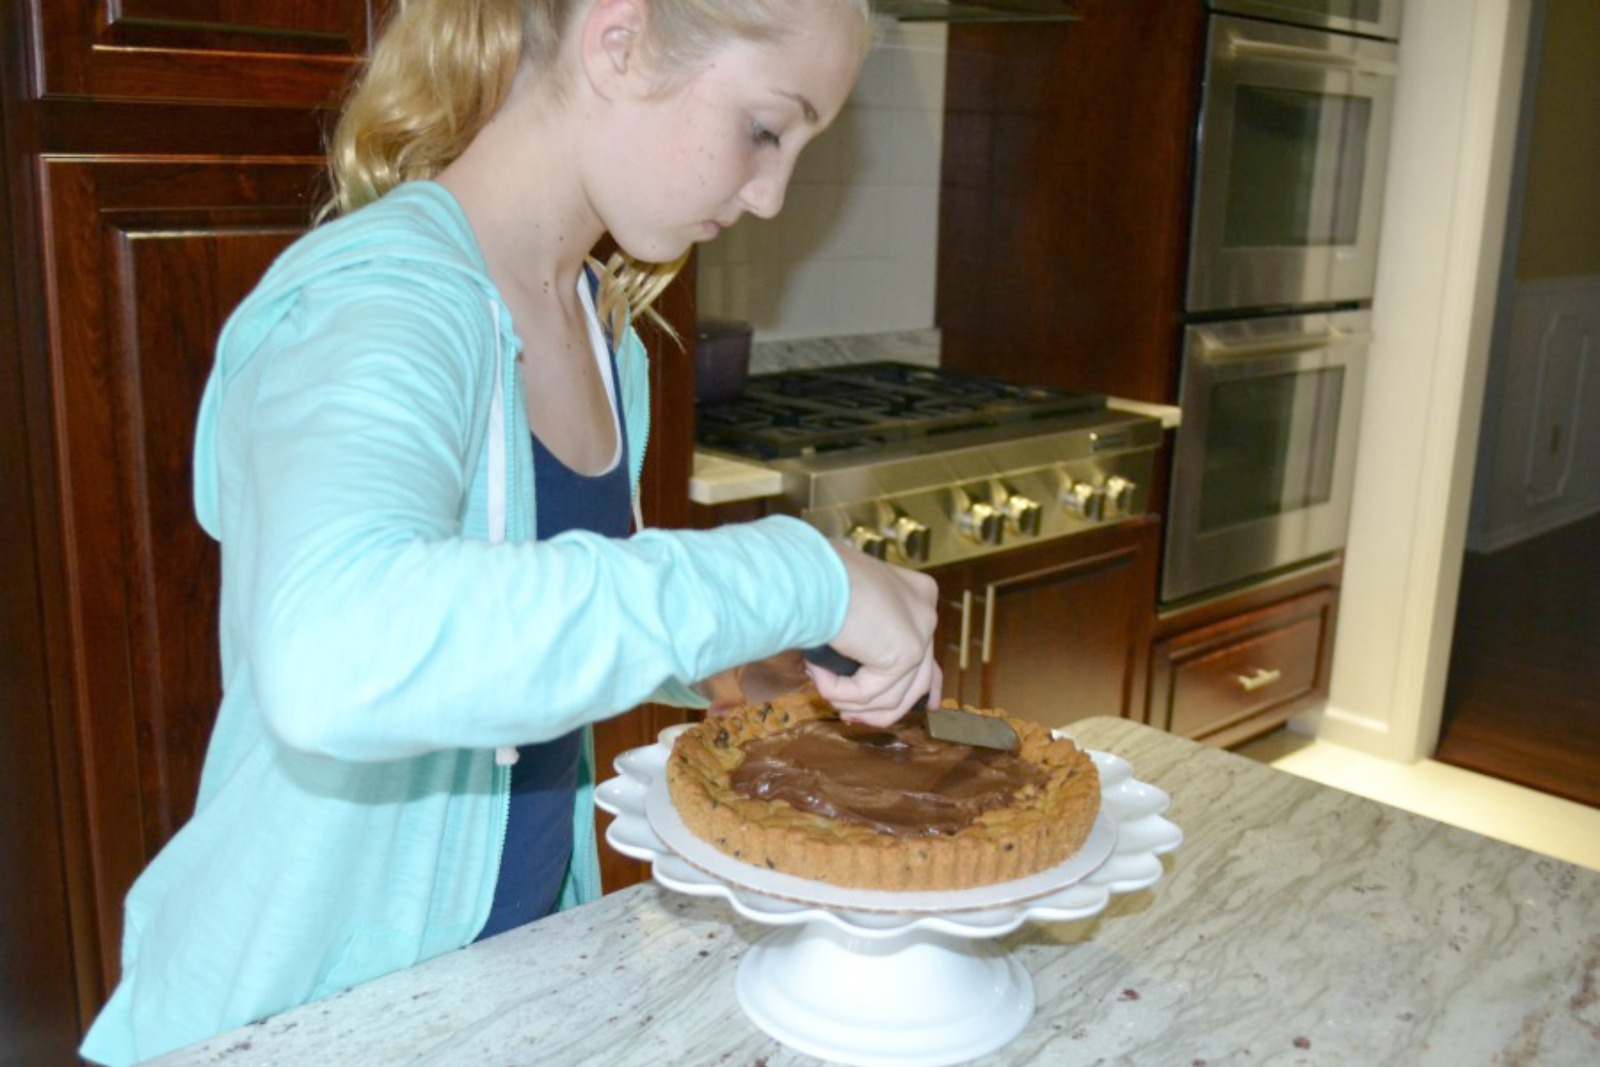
[1,124,81,1060]
[960,521,1158,729]
[35,1,386,105]
[938,0,1204,403]
[38,156,322,997]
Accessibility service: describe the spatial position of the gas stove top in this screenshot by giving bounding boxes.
[695,363,1161,570]
[695,362,1106,460]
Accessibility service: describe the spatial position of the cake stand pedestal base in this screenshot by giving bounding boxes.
[598,732,1181,1064]
[734,920,1034,1067]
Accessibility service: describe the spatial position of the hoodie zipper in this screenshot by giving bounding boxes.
[486,296,515,936]
[622,310,650,532]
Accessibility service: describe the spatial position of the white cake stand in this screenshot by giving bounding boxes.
[595,725,1182,1067]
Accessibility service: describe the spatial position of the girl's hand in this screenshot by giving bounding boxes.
[807,541,942,726]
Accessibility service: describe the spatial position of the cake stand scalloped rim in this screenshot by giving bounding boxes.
[594,723,1183,941]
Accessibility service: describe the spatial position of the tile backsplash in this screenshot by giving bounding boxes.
[696,23,948,343]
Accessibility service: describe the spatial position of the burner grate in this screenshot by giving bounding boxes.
[697,362,1104,459]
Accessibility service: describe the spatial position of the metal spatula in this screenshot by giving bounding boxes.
[802,646,1020,752]
[922,704,1021,752]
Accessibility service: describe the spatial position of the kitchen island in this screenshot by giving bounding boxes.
[150,717,1600,1066]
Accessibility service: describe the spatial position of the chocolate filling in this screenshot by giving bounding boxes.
[729,712,1046,837]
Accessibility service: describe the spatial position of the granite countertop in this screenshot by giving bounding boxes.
[689,451,785,506]
[152,717,1600,1066]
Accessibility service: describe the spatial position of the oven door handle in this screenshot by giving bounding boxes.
[1227,34,1400,78]
[956,589,996,672]
[958,590,974,672]
[981,587,996,666]
[1199,327,1373,360]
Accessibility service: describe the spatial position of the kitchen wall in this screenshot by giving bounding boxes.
[1469,0,1600,550]
[1513,0,1600,280]
[695,22,947,369]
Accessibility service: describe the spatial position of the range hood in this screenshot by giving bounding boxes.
[878,0,1081,22]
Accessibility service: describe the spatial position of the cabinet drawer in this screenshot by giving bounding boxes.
[1155,589,1334,740]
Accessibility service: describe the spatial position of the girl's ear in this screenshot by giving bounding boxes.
[580,0,649,100]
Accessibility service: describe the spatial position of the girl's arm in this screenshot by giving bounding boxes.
[222,281,850,760]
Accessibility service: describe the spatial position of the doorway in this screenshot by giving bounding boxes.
[1435,0,1600,808]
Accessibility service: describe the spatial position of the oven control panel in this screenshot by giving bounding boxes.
[768,412,1162,570]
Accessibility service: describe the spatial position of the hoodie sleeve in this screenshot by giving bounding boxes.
[219,272,848,761]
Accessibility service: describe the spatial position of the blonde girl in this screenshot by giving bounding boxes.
[82,1,940,1062]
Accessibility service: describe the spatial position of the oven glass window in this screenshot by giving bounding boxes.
[1199,367,1344,533]
[1224,87,1372,248]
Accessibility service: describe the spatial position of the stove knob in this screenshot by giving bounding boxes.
[847,524,888,560]
[999,492,1043,537]
[1061,480,1105,521]
[1103,476,1137,518]
[953,490,1004,545]
[887,512,932,563]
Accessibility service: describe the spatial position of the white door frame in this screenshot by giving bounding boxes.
[1303,0,1536,762]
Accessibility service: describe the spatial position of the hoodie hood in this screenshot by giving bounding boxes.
[193,183,503,537]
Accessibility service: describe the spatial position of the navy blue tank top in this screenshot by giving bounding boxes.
[475,321,631,941]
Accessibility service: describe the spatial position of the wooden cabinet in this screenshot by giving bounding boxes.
[934,517,1160,729]
[35,1,375,105]
[1,2,693,1054]
[3,3,371,1050]
[1148,562,1342,748]
[34,155,326,1019]
[937,0,1206,403]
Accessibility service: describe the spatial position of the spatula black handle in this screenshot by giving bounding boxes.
[802,646,929,712]
[802,645,860,677]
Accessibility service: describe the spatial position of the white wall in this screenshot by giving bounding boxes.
[1511,0,1600,280]
[695,23,947,340]
[1467,0,1600,551]
[1469,275,1600,551]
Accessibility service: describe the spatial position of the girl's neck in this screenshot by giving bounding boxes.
[438,76,620,476]
[436,81,600,313]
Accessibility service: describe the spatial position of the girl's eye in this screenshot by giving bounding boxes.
[750,122,781,149]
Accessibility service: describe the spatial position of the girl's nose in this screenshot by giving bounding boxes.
[740,159,794,220]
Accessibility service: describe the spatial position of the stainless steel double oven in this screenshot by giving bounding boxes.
[1163,0,1400,604]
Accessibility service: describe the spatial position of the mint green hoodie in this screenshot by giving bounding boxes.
[80,182,848,1065]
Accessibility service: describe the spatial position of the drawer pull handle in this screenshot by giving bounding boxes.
[1236,668,1282,692]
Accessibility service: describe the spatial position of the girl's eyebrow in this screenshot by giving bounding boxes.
[778,91,820,124]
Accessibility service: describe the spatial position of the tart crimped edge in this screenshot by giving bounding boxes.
[664,692,1100,891]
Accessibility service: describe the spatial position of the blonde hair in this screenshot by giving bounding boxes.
[324,0,873,338]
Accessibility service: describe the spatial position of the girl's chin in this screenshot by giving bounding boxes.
[609,232,697,266]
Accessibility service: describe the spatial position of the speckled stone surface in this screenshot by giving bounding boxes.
[150,718,1600,1066]
[748,329,941,375]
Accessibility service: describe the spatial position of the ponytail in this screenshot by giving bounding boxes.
[324,0,526,218]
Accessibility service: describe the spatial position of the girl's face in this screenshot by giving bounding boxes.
[588,3,866,264]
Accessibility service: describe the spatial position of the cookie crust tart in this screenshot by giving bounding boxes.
[665,693,1100,892]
